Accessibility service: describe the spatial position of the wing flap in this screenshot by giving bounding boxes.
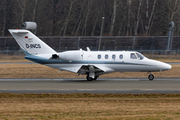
[93,65,114,72]
[60,66,82,73]
[78,64,114,75]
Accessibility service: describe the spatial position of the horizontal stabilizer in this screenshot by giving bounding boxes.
[12,31,28,34]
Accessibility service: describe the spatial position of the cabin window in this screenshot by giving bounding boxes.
[97,54,101,59]
[136,53,144,60]
[130,53,137,59]
[119,54,123,59]
[105,54,109,59]
[112,54,116,59]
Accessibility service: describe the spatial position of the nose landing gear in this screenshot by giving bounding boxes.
[148,73,154,81]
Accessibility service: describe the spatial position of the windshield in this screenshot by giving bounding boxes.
[136,52,144,60]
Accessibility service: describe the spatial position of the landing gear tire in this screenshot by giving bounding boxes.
[93,76,98,80]
[86,75,98,81]
[148,74,154,81]
[86,75,93,81]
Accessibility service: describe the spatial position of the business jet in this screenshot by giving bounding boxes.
[9,29,171,81]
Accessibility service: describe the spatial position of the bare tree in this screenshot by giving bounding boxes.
[74,18,83,36]
[3,0,180,36]
[71,1,85,36]
[145,0,157,35]
[109,0,118,36]
[134,0,142,36]
[91,14,99,36]
[17,0,27,28]
[166,0,180,20]
[49,0,62,35]
[1,0,7,36]
[117,1,127,36]
[126,0,131,35]
[81,0,92,36]
[60,0,75,36]
[32,0,38,21]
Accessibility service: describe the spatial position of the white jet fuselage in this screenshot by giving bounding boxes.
[25,50,171,75]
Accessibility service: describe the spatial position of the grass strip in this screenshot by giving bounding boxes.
[1,93,180,98]
[0,93,180,120]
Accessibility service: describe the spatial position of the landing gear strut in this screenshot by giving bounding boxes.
[148,73,154,81]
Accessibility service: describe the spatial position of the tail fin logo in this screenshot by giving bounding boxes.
[26,44,41,49]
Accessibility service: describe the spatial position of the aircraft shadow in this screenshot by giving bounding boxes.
[59,79,108,83]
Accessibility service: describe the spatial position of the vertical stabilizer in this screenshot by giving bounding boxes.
[9,29,56,55]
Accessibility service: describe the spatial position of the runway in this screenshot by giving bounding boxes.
[0,78,180,94]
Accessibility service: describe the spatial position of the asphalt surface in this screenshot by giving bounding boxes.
[0,78,180,94]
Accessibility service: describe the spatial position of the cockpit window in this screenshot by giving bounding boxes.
[136,53,144,60]
[130,53,137,59]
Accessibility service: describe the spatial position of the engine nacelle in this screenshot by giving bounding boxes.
[58,51,82,61]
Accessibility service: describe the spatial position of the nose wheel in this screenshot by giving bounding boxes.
[148,73,154,81]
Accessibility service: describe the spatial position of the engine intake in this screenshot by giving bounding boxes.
[52,54,59,59]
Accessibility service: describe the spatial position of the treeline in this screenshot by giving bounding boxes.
[1,0,180,36]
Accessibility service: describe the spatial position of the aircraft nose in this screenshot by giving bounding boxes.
[166,63,172,70]
[161,63,172,71]
[149,59,172,71]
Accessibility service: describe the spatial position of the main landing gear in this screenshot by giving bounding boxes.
[86,75,98,81]
[148,73,154,81]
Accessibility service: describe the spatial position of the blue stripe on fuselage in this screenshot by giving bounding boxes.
[25,55,150,66]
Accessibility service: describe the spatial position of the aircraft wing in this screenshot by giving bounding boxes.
[59,66,82,73]
[77,64,114,75]
[60,64,114,75]
[93,65,114,72]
